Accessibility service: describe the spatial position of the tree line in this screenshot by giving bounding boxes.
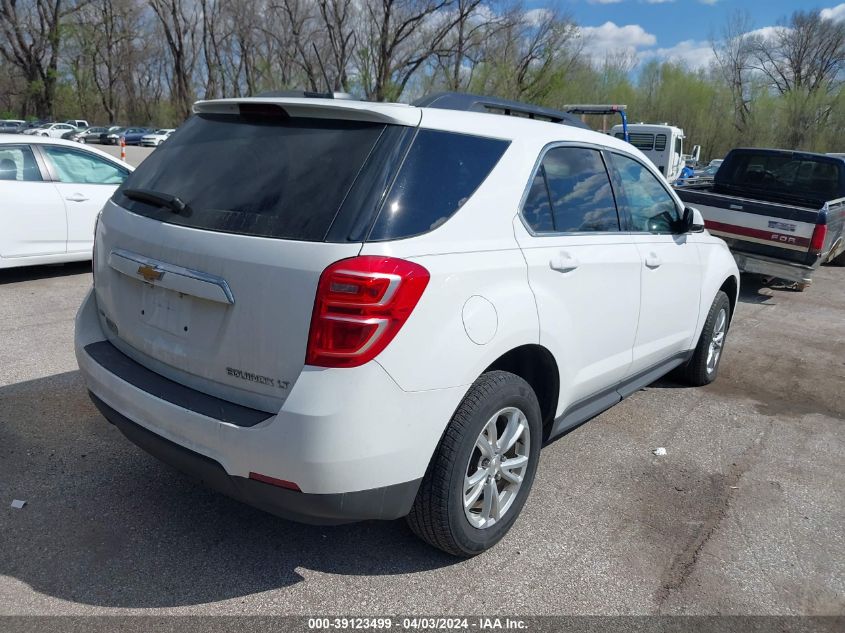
[1,0,843,159]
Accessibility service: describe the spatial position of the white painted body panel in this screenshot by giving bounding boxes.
[0,137,132,268]
[75,97,740,500]
[630,234,702,373]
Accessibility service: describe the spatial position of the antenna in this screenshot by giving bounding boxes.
[312,43,332,94]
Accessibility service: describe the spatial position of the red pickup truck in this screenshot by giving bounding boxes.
[675,148,845,290]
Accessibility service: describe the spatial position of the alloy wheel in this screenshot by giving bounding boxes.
[463,407,530,529]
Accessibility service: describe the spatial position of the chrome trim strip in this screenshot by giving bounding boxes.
[108,249,235,305]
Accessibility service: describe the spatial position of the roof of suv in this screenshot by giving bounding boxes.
[193,96,636,154]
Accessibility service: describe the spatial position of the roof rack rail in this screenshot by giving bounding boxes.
[413,92,590,130]
[253,89,356,100]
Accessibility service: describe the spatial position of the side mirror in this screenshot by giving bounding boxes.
[682,206,705,233]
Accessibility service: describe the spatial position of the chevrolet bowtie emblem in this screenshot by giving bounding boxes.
[137,264,164,282]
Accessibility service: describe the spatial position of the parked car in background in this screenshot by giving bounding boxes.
[0,120,25,134]
[63,126,109,144]
[74,92,740,557]
[23,122,77,138]
[18,122,45,134]
[121,127,154,145]
[98,126,124,144]
[675,148,845,290]
[102,127,150,145]
[0,136,132,269]
[140,129,175,146]
[65,119,90,129]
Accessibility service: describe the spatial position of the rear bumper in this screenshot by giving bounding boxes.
[75,288,467,520]
[733,251,817,284]
[90,392,420,524]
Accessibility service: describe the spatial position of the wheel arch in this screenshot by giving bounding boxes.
[483,344,560,441]
[719,274,739,326]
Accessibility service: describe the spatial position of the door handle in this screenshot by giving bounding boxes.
[549,251,579,272]
[645,252,662,269]
[66,194,89,202]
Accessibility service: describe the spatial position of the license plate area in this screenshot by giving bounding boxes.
[140,284,192,337]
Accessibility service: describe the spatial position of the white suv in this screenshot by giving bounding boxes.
[75,93,739,556]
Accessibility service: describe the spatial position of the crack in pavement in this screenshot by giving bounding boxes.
[654,425,771,609]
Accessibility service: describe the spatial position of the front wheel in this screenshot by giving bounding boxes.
[679,290,730,386]
[406,371,541,557]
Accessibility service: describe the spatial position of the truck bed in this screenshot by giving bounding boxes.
[676,184,845,286]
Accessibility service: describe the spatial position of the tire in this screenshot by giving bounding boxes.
[406,371,542,557]
[830,248,845,266]
[678,290,730,387]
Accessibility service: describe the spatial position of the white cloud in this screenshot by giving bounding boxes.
[642,39,715,70]
[644,0,675,4]
[698,0,719,5]
[588,0,624,5]
[578,21,657,60]
[523,8,552,26]
[746,25,789,42]
[821,3,845,22]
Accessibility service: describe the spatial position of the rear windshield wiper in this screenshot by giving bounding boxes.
[123,188,192,216]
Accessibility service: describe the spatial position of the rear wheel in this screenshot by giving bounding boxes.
[679,290,730,386]
[406,371,541,557]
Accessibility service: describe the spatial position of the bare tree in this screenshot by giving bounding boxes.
[712,11,754,137]
[0,0,88,117]
[316,0,356,91]
[357,0,463,101]
[747,10,845,147]
[148,0,199,119]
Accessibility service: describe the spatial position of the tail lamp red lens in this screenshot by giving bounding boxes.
[306,256,430,368]
[809,223,827,254]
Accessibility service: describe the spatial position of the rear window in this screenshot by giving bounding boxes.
[616,132,654,151]
[718,152,843,200]
[114,114,386,241]
[367,130,509,241]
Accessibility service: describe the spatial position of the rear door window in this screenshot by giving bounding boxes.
[521,147,620,233]
[366,130,509,241]
[0,145,43,181]
[114,114,387,241]
[42,146,128,184]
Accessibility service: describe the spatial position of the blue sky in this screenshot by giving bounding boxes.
[524,0,845,68]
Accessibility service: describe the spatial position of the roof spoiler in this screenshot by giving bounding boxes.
[414,92,590,130]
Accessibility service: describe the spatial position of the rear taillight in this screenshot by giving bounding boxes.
[306,256,430,368]
[810,223,827,255]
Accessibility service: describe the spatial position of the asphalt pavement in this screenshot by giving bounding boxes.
[0,259,843,616]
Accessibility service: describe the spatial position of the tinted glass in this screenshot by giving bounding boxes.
[0,145,42,181]
[368,130,508,240]
[521,167,554,232]
[42,146,128,184]
[535,147,619,232]
[616,132,654,151]
[720,152,842,200]
[612,153,680,232]
[115,114,386,241]
[655,134,667,151]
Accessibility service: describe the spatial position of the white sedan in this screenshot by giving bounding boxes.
[22,122,78,138]
[139,129,175,147]
[0,137,133,269]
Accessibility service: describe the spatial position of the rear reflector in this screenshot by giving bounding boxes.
[810,223,827,254]
[306,256,430,368]
[249,472,301,491]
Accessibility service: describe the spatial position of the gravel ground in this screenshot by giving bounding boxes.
[0,260,843,617]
